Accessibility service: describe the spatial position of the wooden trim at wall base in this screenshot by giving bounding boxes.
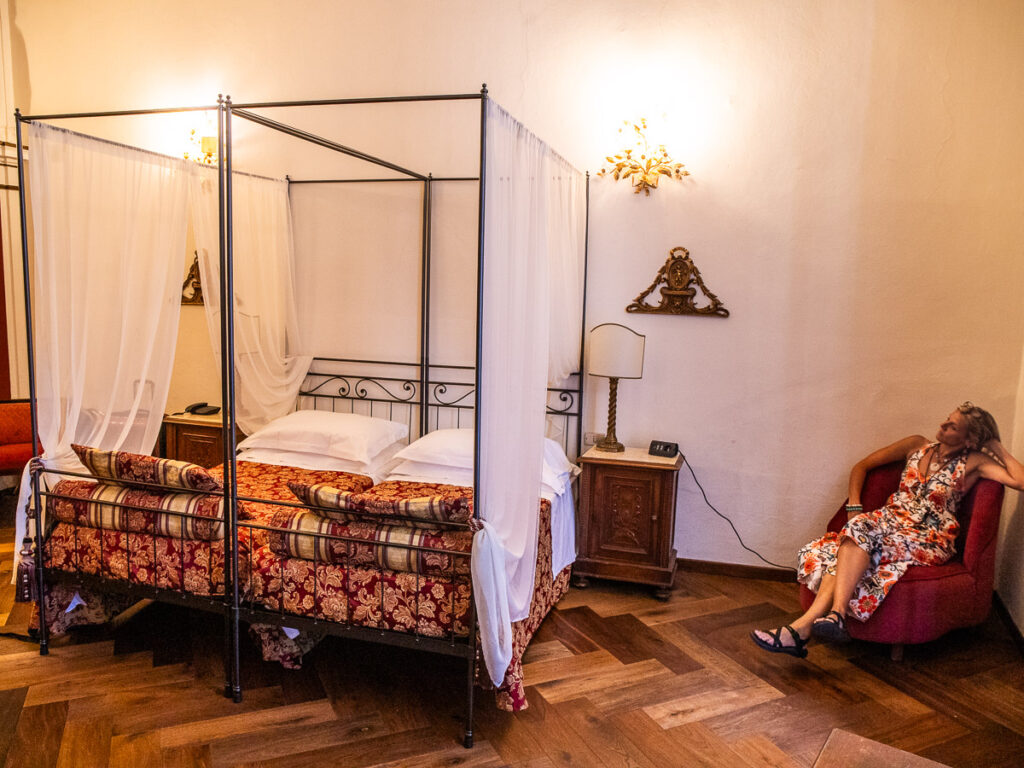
[677,557,796,583]
[993,591,1024,658]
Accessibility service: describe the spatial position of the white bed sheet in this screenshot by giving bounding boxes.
[381,469,576,578]
[235,446,400,485]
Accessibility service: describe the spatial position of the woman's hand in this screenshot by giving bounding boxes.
[981,439,1008,468]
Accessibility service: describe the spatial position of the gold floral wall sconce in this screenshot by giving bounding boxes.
[627,246,728,317]
[598,119,689,196]
[184,129,218,165]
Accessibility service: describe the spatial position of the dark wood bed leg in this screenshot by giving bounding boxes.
[229,607,242,702]
[37,616,49,656]
[463,652,475,748]
[890,643,904,663]
[222,611,242,702]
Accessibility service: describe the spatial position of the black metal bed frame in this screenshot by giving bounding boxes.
[14,87,591,749]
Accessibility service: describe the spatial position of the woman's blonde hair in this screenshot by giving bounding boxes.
[957,402,1000,449]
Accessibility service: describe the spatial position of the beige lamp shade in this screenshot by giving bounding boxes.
[587,323,645,379]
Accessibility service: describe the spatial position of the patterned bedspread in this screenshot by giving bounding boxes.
[42,460,374,597]
[38,459,571,711]
[247,492,569,712]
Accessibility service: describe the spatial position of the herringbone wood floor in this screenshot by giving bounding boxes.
[2,492,1024,767]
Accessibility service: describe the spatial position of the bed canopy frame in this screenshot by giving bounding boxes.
[13,85,590,747]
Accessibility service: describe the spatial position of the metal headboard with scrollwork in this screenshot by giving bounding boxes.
[297,356,582,460]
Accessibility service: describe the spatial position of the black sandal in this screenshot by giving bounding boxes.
[749,625,808,658]
[811,610,851,643]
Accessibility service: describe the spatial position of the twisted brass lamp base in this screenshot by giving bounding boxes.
[595,377,624,452]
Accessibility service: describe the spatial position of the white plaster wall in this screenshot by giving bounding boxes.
[166,304,220,414]
[7,0,1024,623]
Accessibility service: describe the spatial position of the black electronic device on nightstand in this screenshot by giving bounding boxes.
[648,440,679,458]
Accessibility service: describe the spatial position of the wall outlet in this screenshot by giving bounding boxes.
[583,432,602,446]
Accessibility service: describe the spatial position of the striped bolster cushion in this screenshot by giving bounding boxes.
[287,480,473,526]
[50,479,226,541]
[72,443,222,492]
[267,509,472,576]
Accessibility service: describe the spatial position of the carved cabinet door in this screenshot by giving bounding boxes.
[587,466,664,566]
[171,424,224,469]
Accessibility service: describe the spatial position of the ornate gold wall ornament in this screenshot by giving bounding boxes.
[627,247,729,317]
[181,252,204,305]
[597,119,689,196]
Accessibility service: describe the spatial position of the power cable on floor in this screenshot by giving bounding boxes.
[682,454,797,573]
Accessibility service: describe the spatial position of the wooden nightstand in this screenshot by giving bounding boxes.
[161,413,244,469]
[573,445,683,600]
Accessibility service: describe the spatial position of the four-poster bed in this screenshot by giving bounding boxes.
[12,86,589,747]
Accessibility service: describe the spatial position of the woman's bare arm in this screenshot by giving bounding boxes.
[846,435,928,510]
[976,440,1024,491]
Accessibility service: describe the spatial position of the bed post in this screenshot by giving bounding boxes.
[465,83,489,752]
[419,174,432,438]
[225,95,243,704]
[216,95,243,703]
[14,110,47,655]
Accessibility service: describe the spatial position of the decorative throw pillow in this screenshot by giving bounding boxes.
[72,444,222,493]
[288,479,473,526]
[265,507,472,576]
[50,479,226,540]
[286,481,361,514]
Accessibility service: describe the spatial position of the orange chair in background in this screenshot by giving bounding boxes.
[0,399,35,485]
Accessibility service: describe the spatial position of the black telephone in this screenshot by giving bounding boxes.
[649,440,679,458]
[184,402,221,416]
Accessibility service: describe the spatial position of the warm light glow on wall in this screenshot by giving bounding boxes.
[585,50,734,172]
[183,111,219,163]
[141,81,222,159]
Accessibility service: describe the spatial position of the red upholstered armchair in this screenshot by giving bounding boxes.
[799,460,1005,660]
[0,399,35,481]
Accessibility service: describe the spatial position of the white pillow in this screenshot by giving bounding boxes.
[237,410,408,465]
[393,429,575,493]
[238,441,404,476]
[394,428,474,468]
[386,460,568,500]
[389,459,475,486]
[543,437,574,477]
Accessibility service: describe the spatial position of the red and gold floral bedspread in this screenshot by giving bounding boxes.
[247,492,570,712]
[42,460,374,596]
[498,500,571,712]
[39,460,571,711]
[244,480,479,637]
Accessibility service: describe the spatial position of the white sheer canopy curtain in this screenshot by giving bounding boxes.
[473,100,586,686]
[546,156,587,384]
[191,168,311,435]
[14,122,190,571]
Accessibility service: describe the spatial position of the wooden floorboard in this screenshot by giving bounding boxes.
[2,492,1024,767]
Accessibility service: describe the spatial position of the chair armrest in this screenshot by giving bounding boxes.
[961,478,1003,573]
[825,461,903,533]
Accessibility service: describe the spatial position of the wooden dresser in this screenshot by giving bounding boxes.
[161,413,244,469]
[573,445,683,600]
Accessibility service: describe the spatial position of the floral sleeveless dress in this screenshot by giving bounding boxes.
[797,443,966,622]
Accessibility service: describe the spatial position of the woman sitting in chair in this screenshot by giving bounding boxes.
[752,402,1024,658]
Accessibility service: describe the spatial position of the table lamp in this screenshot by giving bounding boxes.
[587,323,645,452]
